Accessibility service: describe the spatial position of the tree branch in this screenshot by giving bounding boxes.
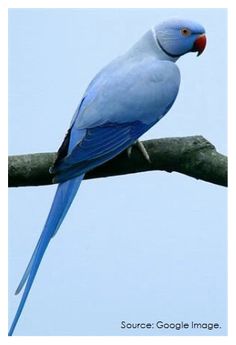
[8,135,227,188]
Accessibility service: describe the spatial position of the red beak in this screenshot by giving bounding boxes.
[192,34,207,56]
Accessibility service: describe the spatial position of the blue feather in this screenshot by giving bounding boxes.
[53,121,150,183]
[9,175,84,336]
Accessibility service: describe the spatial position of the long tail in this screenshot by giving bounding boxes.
[8,174,84,336]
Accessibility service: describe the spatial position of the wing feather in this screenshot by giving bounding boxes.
[52,121,149,183]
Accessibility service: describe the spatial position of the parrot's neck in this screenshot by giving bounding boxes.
[127,30,179,62]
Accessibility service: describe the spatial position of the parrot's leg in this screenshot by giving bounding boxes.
[127,140,151,163]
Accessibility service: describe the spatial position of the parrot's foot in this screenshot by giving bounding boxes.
[127,140,151,163]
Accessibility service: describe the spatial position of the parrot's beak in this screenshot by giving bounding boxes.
[191,34,207,56]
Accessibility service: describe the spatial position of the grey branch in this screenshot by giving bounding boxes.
[8,135,227,188]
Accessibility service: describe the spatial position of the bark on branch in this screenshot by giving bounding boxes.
[8,135,227,188]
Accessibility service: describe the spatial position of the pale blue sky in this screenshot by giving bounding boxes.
[9,8,227,336]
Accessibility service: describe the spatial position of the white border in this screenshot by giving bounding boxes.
[2,0,234,344]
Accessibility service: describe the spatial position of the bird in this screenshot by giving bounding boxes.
[9,17,206,335]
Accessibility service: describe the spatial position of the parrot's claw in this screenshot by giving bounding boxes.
[127,145,133,158]
[127,140,151,163]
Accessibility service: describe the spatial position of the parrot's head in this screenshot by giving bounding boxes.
[152,18,206,59]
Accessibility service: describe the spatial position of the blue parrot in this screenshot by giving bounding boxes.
[9,18,206,335]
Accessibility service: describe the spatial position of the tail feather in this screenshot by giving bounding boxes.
[9,174,84,336]
[14,241,40,295]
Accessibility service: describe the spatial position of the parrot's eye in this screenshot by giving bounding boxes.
[180,28,191,37]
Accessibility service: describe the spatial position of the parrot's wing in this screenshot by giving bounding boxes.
[52,120,150,183]
[51,58,180,183]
